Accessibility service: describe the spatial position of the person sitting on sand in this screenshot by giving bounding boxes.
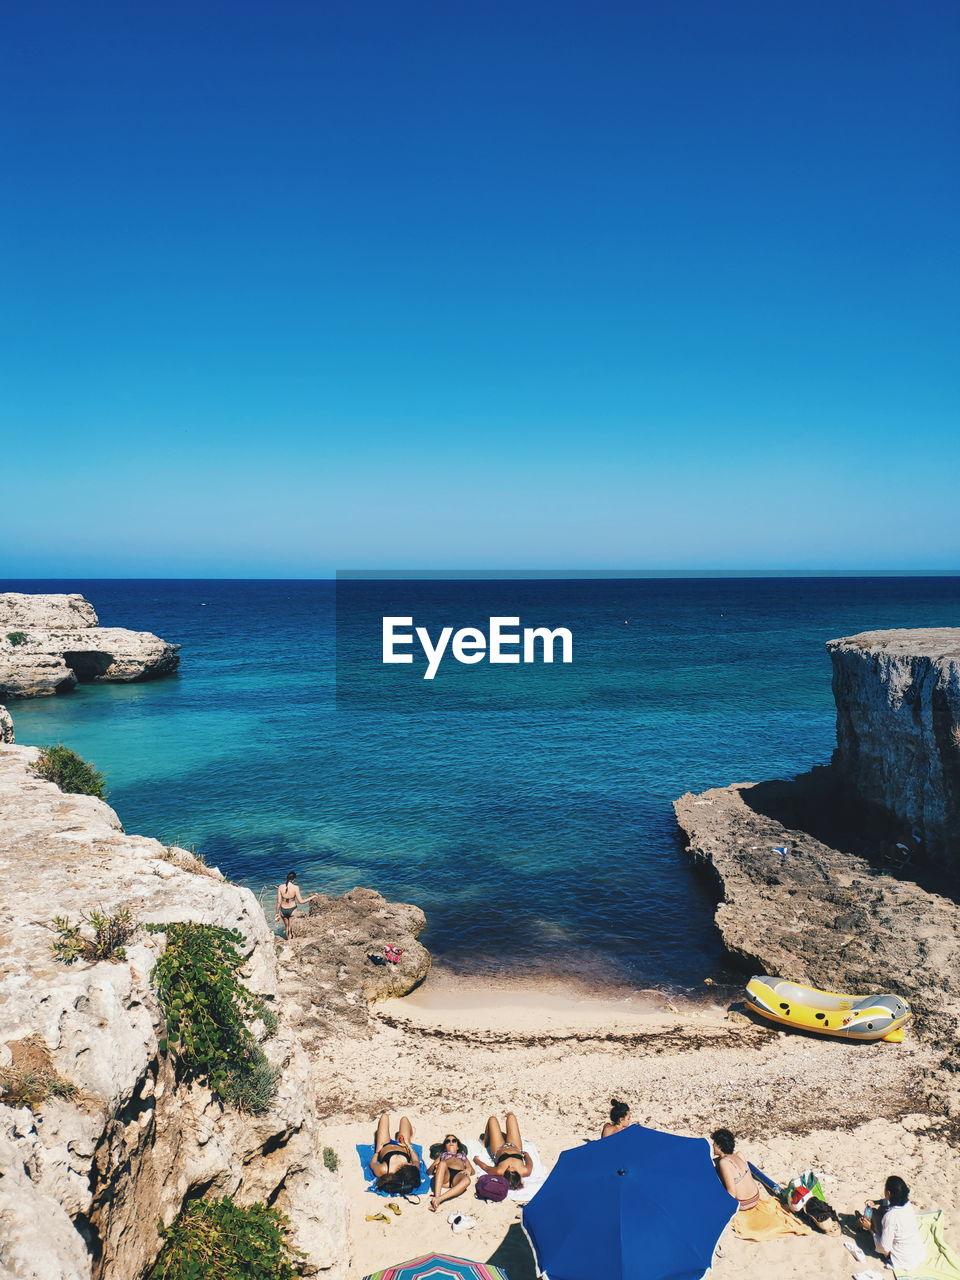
[858,1175,925,1271]
[712,1128,808,1241]
[369,1112,422,1197]
[712,1129,762,1209]
[275,871,318,940]
[475,1113,534,1189]
[601,1099,632,1139]
[427,1134,474,1212]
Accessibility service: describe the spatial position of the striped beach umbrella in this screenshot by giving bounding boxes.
[363,1254,509,1280]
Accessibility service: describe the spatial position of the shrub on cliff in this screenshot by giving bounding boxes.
[146,922,279,1111]
[33,744,106,799]
[149,1197,302,1280]
[50,908,134,964]
[5,631,26,646]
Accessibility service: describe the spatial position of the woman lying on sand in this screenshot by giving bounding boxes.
[369,1112,421,1196]
[601,1098,632,1138]
[427,1134,473,1212]
[858,1175,925,1271]
[475,1112,534,1189]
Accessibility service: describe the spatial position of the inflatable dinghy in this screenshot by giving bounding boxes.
[745,976,911,1042]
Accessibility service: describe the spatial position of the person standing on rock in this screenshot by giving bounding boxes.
[275,871,317,939]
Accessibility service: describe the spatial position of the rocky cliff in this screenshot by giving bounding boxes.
[828,628,960,871]
[0,705,12,744]
[0,745,348,1280]
[0,594,180,698]
[674,778,960,1066]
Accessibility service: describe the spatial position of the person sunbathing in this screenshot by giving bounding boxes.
[475,1113,533,1189]
[711,1129,761,1210]
[601,1099,632,1138]
[858,1175,925,1271]
[369,1112,421,1196]
[427,1134,474,1212]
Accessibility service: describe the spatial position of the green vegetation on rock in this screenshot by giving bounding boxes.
[50,908,134,964]
[146,922,279,1112]
[33,744,106,799]
[5,631,26,646]
[148,1197,303,1280]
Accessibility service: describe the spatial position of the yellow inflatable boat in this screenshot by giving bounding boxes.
[745,976,911,1042]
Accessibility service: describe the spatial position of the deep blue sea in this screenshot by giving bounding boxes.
[6,577,959,991]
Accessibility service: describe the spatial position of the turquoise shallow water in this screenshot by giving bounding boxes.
[6,577,959,990]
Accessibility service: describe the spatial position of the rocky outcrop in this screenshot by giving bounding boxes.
[276,888,431,1046]
[828,628,960,871]
[0,594,180,699]
[0,705,12,743]
[0,745,348,1280]
[674,778,960,1062]
[0,593,99,630]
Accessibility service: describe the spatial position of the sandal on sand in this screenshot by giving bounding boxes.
[385,1202,402,1216]
[365,1213,390,1223]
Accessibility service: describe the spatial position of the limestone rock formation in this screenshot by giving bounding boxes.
[0,594,180,699]
[0,745,348,1280]
[828,628,960,871]
[0,705,12,743]
[276,887,431,1047]
[674,779,960,1058]
[0,593,98,630]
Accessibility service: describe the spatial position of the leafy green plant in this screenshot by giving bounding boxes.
[148,1197,303,1280]
[50,909,134,964]
[33,745,106,799]
[5,631,26,646]
[260,1006,278,1039]
[146,922,278,1111]
[322,1146,339,1173]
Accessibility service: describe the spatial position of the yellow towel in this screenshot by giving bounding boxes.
[732,1195,812,1242]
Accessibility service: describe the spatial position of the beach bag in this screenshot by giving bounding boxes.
[785,1170,826,1214]
[476,1174,510,1202]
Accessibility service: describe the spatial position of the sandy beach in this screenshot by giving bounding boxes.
[319,968,959,1278]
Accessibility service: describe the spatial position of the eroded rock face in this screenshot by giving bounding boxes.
[0,594,180,699]
[0,593,98,630]
[276,888,431,1045]
[0,746,348,1280]
[673,779,960,1059]
[0,705,12,743]
[829,628,960,870]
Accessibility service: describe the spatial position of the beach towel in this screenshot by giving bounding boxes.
[356,1143,430,1197]
[895,1212,960,1280]
[466,1139,550,1205]
[732,1195,811,1241]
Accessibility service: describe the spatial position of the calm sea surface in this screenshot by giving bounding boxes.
[6,577,959,991]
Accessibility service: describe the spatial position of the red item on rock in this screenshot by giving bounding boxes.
[384,946,404,964]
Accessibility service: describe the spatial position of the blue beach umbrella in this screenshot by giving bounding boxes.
[523,1125,737,1280]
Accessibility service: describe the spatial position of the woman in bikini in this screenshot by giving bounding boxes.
[601,1099,632,1139]
[711,1129,761,1210]
[369,1112,421,1196]
[427,1134,474,1212]
[275,871,317,940]
[475,1112,533,1190]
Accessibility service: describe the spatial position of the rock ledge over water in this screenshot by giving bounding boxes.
[0,593,180,698]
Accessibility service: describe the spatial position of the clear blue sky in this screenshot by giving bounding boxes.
[2,1,957,576]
